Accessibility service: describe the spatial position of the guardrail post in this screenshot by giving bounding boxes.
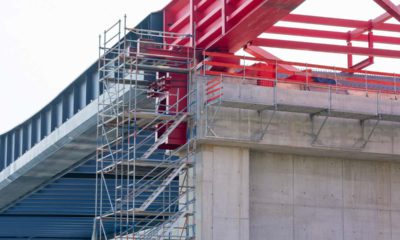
[377,90,380,116]
[203,51,206,76]
[275,59,278,87]
[305,63,309,90]
[334,67,338,93]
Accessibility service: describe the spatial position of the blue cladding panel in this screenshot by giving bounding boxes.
[62,94,70,123]
[56,101,63,127]
[0,137,4,170]
[86,75,93,104]
[51,104,57,131]
[46,110,52,135]
[80,80,87,109]
[35,116,41,144]
[5,135,10,166]
[73,83,81,113]
[22,125,28,154]
[11,132,16,161]
[40,111,47,141]
[18,128,23,157]
[68,90,74,118]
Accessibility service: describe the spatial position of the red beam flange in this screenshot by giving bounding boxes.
[266,26,400,45]
[282,14,400,32]
[252,38,400,58]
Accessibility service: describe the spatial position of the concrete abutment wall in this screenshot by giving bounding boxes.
[196,145,400,240]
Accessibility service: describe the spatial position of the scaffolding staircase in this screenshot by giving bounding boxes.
[95,18,196,240]
[136,161,187,212]
[141,113,188,159]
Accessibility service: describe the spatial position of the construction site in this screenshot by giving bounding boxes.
[1,0,400,239]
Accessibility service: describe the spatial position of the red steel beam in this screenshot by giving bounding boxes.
[282,14,400,32]
[349,10,396,39]
[346,4,400,69]
[349,2,400,40]
[347,33,374,70]
[165,0,305,51]
[209,0,305,52]
[266,26,400,45]
[350,57,374,70]
[252,38,400,58]
[244,44,298,72]
[374,0,400,22]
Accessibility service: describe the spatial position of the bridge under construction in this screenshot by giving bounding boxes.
[1,0,400,239]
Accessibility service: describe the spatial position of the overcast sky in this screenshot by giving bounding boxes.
[0,0,399,133]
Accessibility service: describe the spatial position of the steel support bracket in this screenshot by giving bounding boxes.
[310,110,330,145]
[257,109,277,141]
[357,115,381,148]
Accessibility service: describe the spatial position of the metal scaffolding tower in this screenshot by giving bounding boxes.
[95,17,197,239]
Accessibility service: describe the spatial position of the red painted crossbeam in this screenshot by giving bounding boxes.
[374,0,400,22]
[349,5,399,39]
[252,38,400,58]
[164,0,305,52]
[244,44,298,72]
[282,14,400,32]
[266,26,400,45]
[208,0,305,52]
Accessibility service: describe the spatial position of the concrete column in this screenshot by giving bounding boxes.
[196,145,249,240]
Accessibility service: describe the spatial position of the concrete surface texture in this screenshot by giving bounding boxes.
[250,151,400,240]
[196,146,400,240]
[196,145,249,240]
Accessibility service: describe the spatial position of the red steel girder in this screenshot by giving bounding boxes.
[349,7,399,39]
[374,0,400,22]
[350,57,374,70]
[252,38,400,58]
[282,14,400,32]
[266,26,400,45]
[164,0,305,52]
[208,0,305,52]
[348,31,374,70]
[244,44,298,72]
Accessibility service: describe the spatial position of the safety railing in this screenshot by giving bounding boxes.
[201,51,400,98]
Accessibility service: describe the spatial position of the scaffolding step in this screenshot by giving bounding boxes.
[158,210,189,237]
[135,162,186,212]
[141,113,188,159]
[119,159,182,168]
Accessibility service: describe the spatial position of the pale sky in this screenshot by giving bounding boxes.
[0,0,399,133]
